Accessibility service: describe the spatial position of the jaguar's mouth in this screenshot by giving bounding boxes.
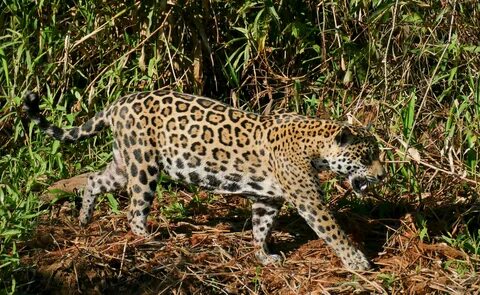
[351,177,372,194]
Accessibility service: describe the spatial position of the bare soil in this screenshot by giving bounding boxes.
[16,176,480,294]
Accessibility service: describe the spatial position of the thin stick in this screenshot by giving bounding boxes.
[84,9,173,105]
[383,0,399,99]
[71,4,135,49]
[117,239,128,278]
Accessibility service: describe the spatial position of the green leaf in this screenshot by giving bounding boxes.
[106,194,119,214]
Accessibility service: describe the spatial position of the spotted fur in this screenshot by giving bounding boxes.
[24,90,386,270]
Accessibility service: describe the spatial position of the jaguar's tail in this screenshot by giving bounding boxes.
[23,92,109,142]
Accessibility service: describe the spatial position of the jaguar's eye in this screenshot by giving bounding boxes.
[362,152,373,165]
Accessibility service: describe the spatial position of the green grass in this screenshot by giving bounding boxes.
[1,0,480,293]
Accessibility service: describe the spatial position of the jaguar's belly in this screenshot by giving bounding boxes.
[160,154,282,197]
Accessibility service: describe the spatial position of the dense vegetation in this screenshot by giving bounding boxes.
[1,0,479,293]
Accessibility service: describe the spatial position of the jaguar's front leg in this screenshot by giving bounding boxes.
[294,199,371,270]
[281,168,371,270]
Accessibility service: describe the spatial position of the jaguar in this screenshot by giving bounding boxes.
[23,90,385,270]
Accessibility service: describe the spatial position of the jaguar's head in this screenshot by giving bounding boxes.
[316,125,386,194]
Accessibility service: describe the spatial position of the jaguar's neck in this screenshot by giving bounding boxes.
[262,115,342,159]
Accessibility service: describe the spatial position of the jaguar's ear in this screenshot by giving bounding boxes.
[335,126,355,146]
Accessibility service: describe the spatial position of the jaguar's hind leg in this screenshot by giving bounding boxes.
[252,198,284,265]
[123,149,159,236]
[79,149,127,225]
